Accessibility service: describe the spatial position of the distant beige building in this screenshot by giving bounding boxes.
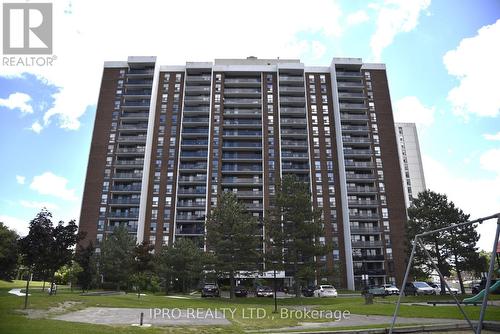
[395,122,426,207]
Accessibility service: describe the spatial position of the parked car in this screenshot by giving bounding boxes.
[302,286,315,297]
[201,283,220,297]
[404,281,435,296]
[313,285,338,298]
[472,279,500,295]
[234,286,248,297]
[361,285,387,297]
[256,286,273,297]
[427,281,459,295]
[381,284,400,295]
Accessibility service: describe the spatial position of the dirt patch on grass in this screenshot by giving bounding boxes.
[17,301,84,319]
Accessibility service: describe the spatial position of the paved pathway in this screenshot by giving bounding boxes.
[54,307,231,326]
[248,314,473,332]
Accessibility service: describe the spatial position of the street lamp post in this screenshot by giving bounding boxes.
[273,267,278,313]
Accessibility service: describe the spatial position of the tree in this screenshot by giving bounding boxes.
[46,220,80,295]
[156,238,204,294]
[447,222,479,294]
[19,209,54,307]
[0,222,19,281]
[75,242,97,292]
[132,241,154,298]
[100,225,135,290]
[265,175,327,297]
[407,190,476,294]
[206,192,262,298]
[55,261,83,291]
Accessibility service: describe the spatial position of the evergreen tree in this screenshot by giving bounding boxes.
[132,241,155,298]
[156,238,203,294]
[100,225,135,290]
[266,175,327,297]
[407,190,477,294]
[206,192,261,298]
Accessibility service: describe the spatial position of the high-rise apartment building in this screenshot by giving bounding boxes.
[395,122,426,207]
[79,56,407,290]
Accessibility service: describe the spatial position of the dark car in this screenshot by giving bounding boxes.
[361,285,387,297]
[256,286,273,297]
[404,281,435,296]
[234,286,248,297]
[201,283,220,297]
[302,286,315,297]
[472,279,500,295]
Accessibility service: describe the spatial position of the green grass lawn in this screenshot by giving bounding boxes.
[1,280,499,334]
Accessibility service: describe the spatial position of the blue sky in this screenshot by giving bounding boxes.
[0,0,499,250]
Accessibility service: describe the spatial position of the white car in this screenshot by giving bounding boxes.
[313,285,338,298]
[382,284,400,295]
[427,282,459,295]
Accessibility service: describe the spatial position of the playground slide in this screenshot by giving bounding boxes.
[463,280,500,303]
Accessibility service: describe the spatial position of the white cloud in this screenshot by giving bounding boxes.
[393,96,435,127]
[479,148,500,174]
[16,175,26,184]
[346,10,370,25]
[0,215,29,236]
[29,172,78,201]
[30,121,43,134]
[0,92,34,114]
[0,0,343,131]
[443,19,500,119]
[370,0,430,61]
[20,200,59,210]
[483,132,500,141]
[422,153,500,251]
[311,41,327,60]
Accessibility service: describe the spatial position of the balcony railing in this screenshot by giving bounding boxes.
[224,109,261,116]
[349,213,380,220]
[178,176,207,182]
[346,186,377,193]
[225,78,260,84]
[350,226,382,234]
[344,161,374,168]
[111,185,142,192]
[115,159,144,166]
[108,198,141,205]
[116,147,146,154]
[342,137,371,144]
[280,118,307,125]
[348,200,379,207]
[179,163,208,170]
[224,120,262,126]
[222,153,262,160]
[352,254,385,261]
[177,188,206,195]
[221,178,262,184]
[337,81,364,88]
[222,165,263,172]
[351,240,383,247]
[345,173,376,180]
[222,142,262,148]
[281,152,309,158]
[176,215,205,221]
[343,149,372,156]
[117,136,147,142]
[113,173,143,179]
[108,212,139,218]
[121,112,149,118]
[177,202,206,208]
